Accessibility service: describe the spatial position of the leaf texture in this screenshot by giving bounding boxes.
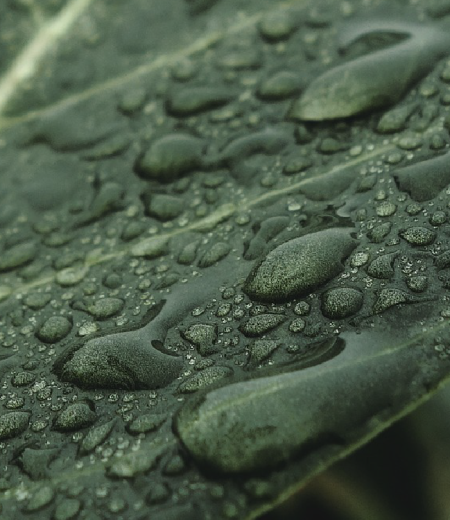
[1,1,450,519]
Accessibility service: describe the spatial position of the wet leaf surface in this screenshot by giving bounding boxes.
[2,1,450,519]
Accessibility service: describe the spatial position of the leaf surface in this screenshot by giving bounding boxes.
[1,1,450,519]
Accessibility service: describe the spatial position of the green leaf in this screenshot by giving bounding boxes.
[1,1,450,519]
